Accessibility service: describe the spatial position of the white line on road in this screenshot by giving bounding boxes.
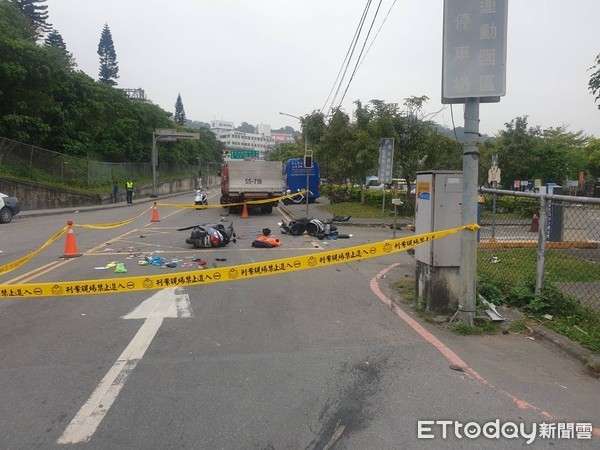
[57,288,193,444]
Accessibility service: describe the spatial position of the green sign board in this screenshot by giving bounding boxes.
[230,149,260,159]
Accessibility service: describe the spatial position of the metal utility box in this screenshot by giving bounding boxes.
[415,171,463,266]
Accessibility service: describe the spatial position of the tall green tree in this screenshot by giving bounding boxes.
[43,28,66,52]
[13,0,50,41]
[484,117,590,187]
[302,111,326,148]
[174,93,186,125]
[319,108,353,182]
[97,23,119,86]
[586,139,600,179]
[589,53,600,109]
[43,28,74,67]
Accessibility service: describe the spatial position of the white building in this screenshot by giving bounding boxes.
[210,120,275,158]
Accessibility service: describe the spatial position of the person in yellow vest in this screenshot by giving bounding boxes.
[126,179,134,204]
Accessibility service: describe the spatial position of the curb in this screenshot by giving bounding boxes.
[14,191,195,220]
[532,325,600,376]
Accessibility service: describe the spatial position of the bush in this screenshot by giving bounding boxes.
[480,194,538,218]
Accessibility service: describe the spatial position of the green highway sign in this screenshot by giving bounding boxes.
[230,149,260,159]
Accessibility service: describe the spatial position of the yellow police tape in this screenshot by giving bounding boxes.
[0,225,68,276]
[2,189,306,275]
[0,206,155,276]
[157,190,310,209]
[76,205,153,229]
[0,224,478,298]
[0,191,301,276]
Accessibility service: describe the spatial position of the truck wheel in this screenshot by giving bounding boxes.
[261,206,273,214]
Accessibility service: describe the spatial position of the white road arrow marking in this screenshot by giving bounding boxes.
[57,287,193,444]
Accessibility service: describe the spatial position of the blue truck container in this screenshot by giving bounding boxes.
[284,158,320,203]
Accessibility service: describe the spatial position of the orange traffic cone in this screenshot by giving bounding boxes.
[61,220,82,258]
[241,201,249,219]
[529,213,539,232]
[151,202,160,222]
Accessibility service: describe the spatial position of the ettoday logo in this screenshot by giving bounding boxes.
[417,420,593,444]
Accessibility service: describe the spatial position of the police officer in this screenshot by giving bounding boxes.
[126,178,134,204]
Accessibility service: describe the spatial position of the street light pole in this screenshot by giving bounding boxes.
[279,111,309,218]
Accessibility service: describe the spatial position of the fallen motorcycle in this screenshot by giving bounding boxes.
[178,222,236,248]
[279,218,350,239]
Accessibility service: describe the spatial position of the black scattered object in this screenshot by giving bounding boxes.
[178,222,236,248]
[262,228,271,236]
[279,218,339,239]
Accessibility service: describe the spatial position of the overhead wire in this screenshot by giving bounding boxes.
[356,0,397,72]
[320,1,372,114]
[334,0,384,114]
[322,0,373,116]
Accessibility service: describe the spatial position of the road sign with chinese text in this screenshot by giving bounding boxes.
[378,138,394,184]
[442,0,507,103]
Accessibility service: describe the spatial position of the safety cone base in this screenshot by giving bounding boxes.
[61,252,82,259]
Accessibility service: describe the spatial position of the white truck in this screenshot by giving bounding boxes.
[220,159,283,214]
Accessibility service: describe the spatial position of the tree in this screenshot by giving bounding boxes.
[13,0,51,41]
[236,121,255,133]
[586,139,600,179]
[174,93,186,125]
[319,108,353,182]
[302,111,327,147]
[43,28,66,52]
[97,23,119,86]
[589,53,600,108]
[44,28,75,67]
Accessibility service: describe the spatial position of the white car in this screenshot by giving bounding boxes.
[0,192,21,223]
[366,178,408,191]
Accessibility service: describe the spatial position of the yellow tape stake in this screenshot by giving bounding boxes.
[0,225,478,299]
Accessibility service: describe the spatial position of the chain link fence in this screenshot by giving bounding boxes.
[477,187,600,311]
[0,137,193,187]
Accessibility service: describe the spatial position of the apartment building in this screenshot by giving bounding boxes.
[210,120,275,159]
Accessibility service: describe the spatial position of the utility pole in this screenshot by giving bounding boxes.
[459,98,480,326]
[441,0,507,324]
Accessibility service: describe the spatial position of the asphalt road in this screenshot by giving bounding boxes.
[0,191,598,449]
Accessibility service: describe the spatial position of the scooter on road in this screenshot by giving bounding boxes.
[194,190,208,209]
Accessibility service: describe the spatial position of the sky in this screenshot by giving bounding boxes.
[46,0,600,138]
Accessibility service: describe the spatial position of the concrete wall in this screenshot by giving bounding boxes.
[0,177,197,211]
